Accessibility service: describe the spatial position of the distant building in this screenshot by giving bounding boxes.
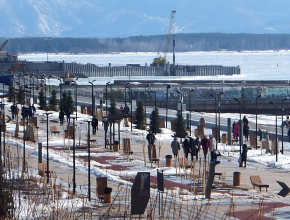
[0,52,18,62]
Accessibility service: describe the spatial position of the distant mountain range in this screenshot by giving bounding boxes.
[1,0,290,38]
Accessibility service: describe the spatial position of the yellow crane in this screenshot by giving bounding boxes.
[153,10,176,66]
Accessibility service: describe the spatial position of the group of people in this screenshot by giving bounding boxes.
[232,115,249,141]
[58,109,72,125]
[11,104,36,120]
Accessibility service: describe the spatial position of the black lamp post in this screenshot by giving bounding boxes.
[71,117,76,194]
[84,120,92,200]
[281,97,289,154]
[45,112,52,183]
[150,90,157,134]
[234,98,242,154]
[255,94,262,149]
[73,78,79,119]
[166,85,171,129]
[106,81,111,116]
[189,88,196,136]
[88,80,96,116]
[210,93,218,149]
[0,71,4,104]
[175,90,184,143]
[145,84,150,124]
[58,77,63,110]
[270,101,278,162]
[20,73,26,105]
[217,91,225,143]
[127,86,133,131]
[41,75,47,111]
[29,74,35,104]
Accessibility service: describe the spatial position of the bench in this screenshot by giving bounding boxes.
[148,144,160,164]
[50,126,60,135]
[232,139,239,145]
[250,176,269,191]
[215,172,222,180]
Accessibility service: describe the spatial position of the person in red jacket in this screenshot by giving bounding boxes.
[201,135,210,159]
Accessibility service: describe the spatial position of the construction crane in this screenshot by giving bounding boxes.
[8,62,25,73]
[152,10,176,66]
[0,40,8,52]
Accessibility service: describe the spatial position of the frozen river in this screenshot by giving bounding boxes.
[19,51,290,85]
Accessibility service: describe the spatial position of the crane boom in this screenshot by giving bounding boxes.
[163,10,176,62]
[0,40,8,52]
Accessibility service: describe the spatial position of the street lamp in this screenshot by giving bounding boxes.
[0,71,4,104]
[217,91,225,143]
[127,86,133,131]
[281,97,289,154]
[210,93,217,149]
[45,37,51,62]
[125,82,130,108]
[71,117,76,194]
[270,101,278,162]
[166,84,171,129]
[255,94,262,150]
[145,84,150,124]
[88,80,96,116]
[150,90,157,134]
[58,77,63,110]
[41,75,47,111]
[84,120,92,200]
[29,74,35,105]
[73,78,79,119]
[175,90,184,143]
[106,81,111,116]
[20,73,26,105]
[234,98,242,154]
[45,112,52,183]
[189,88,196,136]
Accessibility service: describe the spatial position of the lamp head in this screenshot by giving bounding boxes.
[283,97,289,102]
[269,101,276,106]
[256,94,262,99]
[234,97,240,102]
[190,88,196,92]
[145,84,150,87]
[219,91,225,96]
[167,85,171,89]
[210,94,216,98]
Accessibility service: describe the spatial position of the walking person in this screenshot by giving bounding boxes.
[171,137,180,158]
[209,134,216,152]
[92,115,98,134]
[182,138,190,159]
[239,144,248,167]
[201,135,210,159]
[243,124,249,141]
[233,121,239,139]
[10,104,15,119]
[189,136,196,161]
[194,137,201,159]
[210,149,221,164]
[146,130,155,146]
[59,109,64,126]
[66,108,72,125]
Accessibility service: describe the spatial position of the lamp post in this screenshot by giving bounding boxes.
[217,91,225,143]
[255,94,262,150]
[106,81,111,116]
[71,117,76,194]
[210,93,218,149]
[127,86,133,131]
[88,80,96,116]
[234,98,242,154]
[45,112,52,183]
[20,73,26,105]
[270,101,278,162]
[84,120,92,200]
[145,84,150,124]
[29,74,35,104]
[281,97,289,154]
[166,85,171,129]
[150,90,157,134]
[73,78,79,119]
[189,88,196,136]
[125,82,130,109]
[45,37,50,62]
[0,71,4,104]
[41,75,47,111]
[175,90,184,143]
[58,77,63,110]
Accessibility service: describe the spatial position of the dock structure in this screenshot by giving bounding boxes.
[0,61,240,77]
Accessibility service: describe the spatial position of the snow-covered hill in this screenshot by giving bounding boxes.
[1,0,290,38]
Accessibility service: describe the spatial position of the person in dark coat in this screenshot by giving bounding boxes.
[210,149,221,164]
[243,124,249,141]
[103,121,109,134]
[171,137,180,158]
[66,108,72,125]
[242,116,249,126]
[59,109,65,126]
[92,115,98,134]
[194,137,201,160]
[189,136,196,161]
[201,135,210,159]
[240,144,248,167]
[182,138,190,159]
[146,130,155,145]
[124,104,130,114]
[10,104,15,119]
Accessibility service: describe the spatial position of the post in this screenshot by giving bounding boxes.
[234,98,242,154]
[281,97,289,154]
[74,78,79,119]
[166,85,171,128]
[72,117,76,194]
[256,94,262,149]
[45,112,51,183]
[106,82,110,116]
[86,121,91,201]
[145,84,150,125]
[89,80,96,117]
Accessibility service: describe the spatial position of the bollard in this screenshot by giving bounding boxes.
[38,143,42,163]
[165,155,172,167]
[103,187,112,203]
[233,171,241,186]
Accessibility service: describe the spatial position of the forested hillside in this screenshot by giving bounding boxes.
[2,33,290,54]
